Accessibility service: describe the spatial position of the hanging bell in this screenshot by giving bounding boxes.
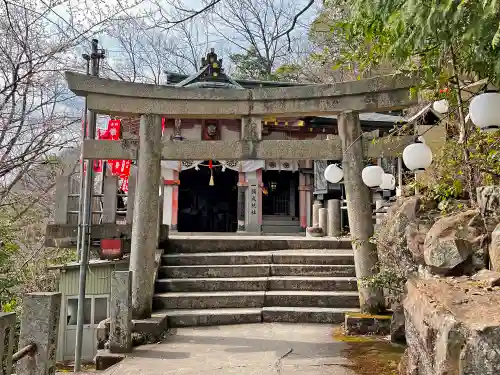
[209,170,214,186]
[208,159,214,186]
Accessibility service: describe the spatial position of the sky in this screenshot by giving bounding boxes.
[49,0,321,77]
[19,0,322,132]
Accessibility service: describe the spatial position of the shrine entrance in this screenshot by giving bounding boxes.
[263,171,299,217]
[178,161,238,232]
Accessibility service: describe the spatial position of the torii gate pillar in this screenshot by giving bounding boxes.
[130,114,162,319]
[338,111,384,312]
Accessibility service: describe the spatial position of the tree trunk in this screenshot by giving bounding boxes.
[338,111,385,313]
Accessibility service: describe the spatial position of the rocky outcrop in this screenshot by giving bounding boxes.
[491,223,500,272]
[377,197,424,279]
[423,210,486,274]
[477,186,500,232]
[390,304,406,344]
[471,269,500,287]
[406,222,431,265]
[401,276,500,375]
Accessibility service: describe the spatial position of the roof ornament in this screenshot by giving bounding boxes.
[201,48,223,78]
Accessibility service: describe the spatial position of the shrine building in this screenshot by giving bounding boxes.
[118,50,405,234]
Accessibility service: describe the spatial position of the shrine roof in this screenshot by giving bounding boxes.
[166,71,307,89]
[167,48,308,89]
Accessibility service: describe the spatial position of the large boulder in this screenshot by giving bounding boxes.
[423,210,486,274]
[390,304,406,344]
[477,186,500,232]
[376,197,439,306]
[402,277,500,375]
[471,269,500,287]
[491,223,500,272]
[377,197,422,277]
[405,222,432,264]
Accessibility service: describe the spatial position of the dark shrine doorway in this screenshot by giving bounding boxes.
[178,161,238,232]
[262,171,299,217]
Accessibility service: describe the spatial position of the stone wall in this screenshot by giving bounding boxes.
[401,276,500,375]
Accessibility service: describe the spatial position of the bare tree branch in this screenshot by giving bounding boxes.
[274,0,315,50]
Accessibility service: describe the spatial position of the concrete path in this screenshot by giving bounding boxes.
[103,324,357,375]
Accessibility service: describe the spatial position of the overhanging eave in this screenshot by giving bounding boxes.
[82,137,415,161]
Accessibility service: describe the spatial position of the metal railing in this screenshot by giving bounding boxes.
[12,344,37,363]
[1,314,36,375]
[54,172,136,226]
[1,293,62,375]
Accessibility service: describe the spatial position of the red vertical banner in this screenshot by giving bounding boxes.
[111,160,123,175]
[162,117,166,135]
[120,179,129,192]
[93,160,103,172]
[120,160,131,177]
[107,119,121,140]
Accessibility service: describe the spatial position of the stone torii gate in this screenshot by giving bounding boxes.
[65,71,429,317]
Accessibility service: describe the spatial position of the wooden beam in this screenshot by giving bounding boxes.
[66,71,418,118]
[82,136,415,161]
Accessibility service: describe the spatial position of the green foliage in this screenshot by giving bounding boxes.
[2,299,17,313]
[0,199,77,311]
[230,48,305,82]
[229,47,271,80]
[0,219,21,307]
[324,0,500,85]
[361,270,406,298]
[431,180,463,204]
[410,129,500,211]
[272,64,303,82]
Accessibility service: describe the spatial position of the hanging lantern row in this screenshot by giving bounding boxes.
[361,165,384,187]
[430,89,500,132]
[432,99,449,114]
[324,164,343,184]
[324,137,434,189]
[379,173,396,190]
[324,163,398,191]
[469,92,500,132]
[402,139,433,172]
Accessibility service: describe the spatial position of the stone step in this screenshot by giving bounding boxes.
[159,307,358,327]
[158,264,270,279]
[164,308,262,327]
[272,252,354,265]
[153,290,359,311]
[262,307,357,324]
[159,264,356,278]
[155,277,268,292]
[262,215,299,221]
[261,225,301,234]
[132,311,169,335]
[162,252,272,266]
[271,264,356,277]
[262,221,300,226]
[153,291,266,310]
[155,276,357,293]
[265,291,360,308]
[167,237,352,253]
[161,250,354,266]
[269,276,357,291]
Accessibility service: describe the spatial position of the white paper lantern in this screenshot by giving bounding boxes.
[361,165,384,188]
[379,173,396,190]
[433,99,449,114]
[324,164,343,183]
[403,141,433,171]
[469,92,500,132]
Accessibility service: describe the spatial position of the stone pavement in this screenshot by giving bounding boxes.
[102,323,358,375]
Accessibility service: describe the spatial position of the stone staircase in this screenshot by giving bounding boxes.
[152,237,359,327]
[262,215,302,234]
